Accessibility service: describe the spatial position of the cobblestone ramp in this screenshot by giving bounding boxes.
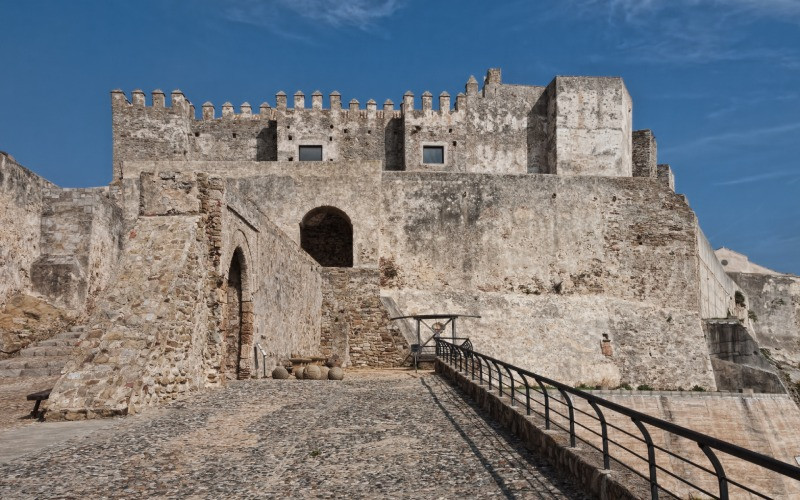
[0,371,587,499]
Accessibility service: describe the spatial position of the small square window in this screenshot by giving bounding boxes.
[423,145,444,164]
[299,145,323,161]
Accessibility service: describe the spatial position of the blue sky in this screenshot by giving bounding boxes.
[1,0,798,274]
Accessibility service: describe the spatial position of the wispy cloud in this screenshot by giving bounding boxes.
[221,0,403,40]
[563,0,800,66]
[714,170,800,186]
[661,121,800,155]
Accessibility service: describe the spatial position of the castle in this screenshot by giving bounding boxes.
[1,68,797,420]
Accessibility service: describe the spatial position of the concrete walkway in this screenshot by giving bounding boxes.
[0,370,587,499]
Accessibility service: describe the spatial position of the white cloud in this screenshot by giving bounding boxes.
[661,121,800,154]
[564,0,800,65]
[221,0,403,37]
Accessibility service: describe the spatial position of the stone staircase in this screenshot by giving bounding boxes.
[0,327,85,378]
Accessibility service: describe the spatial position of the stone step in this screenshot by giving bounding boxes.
[37,338,81,347]
[0,356,70,370]
[54,331,84,340]
[0,368,24,378]
[18,346,74,357]
[19,367,63,377]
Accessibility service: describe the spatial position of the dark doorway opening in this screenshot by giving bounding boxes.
[300,207,353,267]
[225,249,244,379]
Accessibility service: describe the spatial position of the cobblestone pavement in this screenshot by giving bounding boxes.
[0,370,588,499]
[0,375,58,432]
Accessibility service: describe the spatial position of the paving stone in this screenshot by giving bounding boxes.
[0,370,588,499]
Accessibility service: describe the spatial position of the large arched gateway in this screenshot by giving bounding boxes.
[300,206,353,267]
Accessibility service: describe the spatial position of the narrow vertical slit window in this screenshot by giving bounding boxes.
[423,145,444,164]
[299,145,323,161]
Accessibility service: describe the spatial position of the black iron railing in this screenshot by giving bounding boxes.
[435,339,800,499]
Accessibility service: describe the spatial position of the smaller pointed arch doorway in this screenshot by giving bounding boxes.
[224,247,252,379]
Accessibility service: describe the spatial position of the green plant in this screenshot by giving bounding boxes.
[748,310,758,322]
[310,449,320,457]
[637,384,654,391]
[575,383,593,390]
[760,348,772,360]
[691,385,706,392]
[618,383,633,390]
[735,291,746,306]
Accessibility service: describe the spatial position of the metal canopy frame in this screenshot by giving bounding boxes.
[389,313,480,371]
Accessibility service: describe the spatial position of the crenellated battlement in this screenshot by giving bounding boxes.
[111,68,650,180]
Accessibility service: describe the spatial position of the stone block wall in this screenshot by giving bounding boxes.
[550,77,633,177]
[0,154,52,307]
[320,268,408,367]
[31,187,123,311]
[696,227,744,320]
[632,129,657,178]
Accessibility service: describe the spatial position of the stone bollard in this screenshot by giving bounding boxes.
[319,366,330,380]
[272,366,289,379]
[304,365,322,380]
[294,366,305,380]
[328,367,344,381]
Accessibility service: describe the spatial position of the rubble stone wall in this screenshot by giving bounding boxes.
[729,272,800,369]
[319,268,408,368]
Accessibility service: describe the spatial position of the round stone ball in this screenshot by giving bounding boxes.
[271,366,289,379]
[328,367,344,381]
[319,366,330,380]
[304,365,322,380]
[294,366,305,380]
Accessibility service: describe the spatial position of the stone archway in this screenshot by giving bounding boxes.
[224,247,253,380]
[300,206,353,267]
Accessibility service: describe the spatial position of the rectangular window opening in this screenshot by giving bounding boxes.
[422,145,444,164]
[299,145,323,161]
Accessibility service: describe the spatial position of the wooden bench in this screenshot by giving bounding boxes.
[26,389,52,419]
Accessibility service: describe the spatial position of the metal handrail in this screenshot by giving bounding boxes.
[434,339,800,500]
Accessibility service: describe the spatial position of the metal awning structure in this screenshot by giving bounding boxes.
[389,313,480,371]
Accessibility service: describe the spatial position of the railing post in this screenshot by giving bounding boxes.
[535,377,550,429]
[557,388,576,448]
[699,444,729,500]
[478,355,484,384]
[491,360,503,396]
[588,400,610,470]
[632,418,659,500]
[503,364,516,406]
[470,349,475,380]
[518,372,531,415]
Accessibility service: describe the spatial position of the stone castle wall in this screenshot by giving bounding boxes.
[110,70,636,178]
[0,153,54,307]
[380,171,716,389]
